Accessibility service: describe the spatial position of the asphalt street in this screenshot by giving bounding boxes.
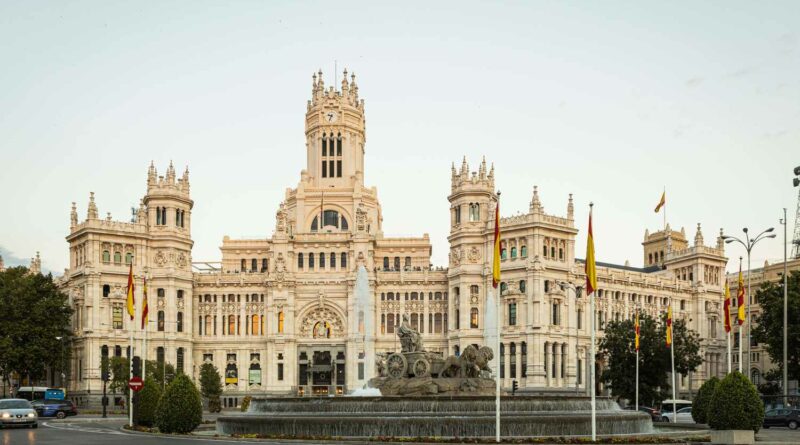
[1,419,798,444]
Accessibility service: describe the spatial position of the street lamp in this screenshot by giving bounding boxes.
[780,209,788,402]
[721,227,776,379]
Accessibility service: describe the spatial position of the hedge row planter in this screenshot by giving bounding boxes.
[710,429,754,445]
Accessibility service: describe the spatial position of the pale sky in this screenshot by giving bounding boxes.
[1,1,798,275]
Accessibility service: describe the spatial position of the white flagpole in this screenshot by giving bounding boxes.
[635,309,639,412]
[496,288,501,443]
[669,299,676,420]
[727,330,731,374]
[590,291,596,441]
[129,313,134,427]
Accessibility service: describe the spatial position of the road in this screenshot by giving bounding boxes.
[1,419,798,444]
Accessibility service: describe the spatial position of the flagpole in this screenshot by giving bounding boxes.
[738,257,743,373]
[129,312,134,427]
[588,203,596,442]
[495,287,501,443]
[727,330,731,374]
[662,186,666,233]
[669,298,676,420]
[635,308,639,412]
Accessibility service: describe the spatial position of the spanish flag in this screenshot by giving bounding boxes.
[585,206,597,295]
[723,282,732,334]
[635,311,640,352]
[665,304,673,348]
[654,191,666,213]
[141,276,149,330]
[736,265,745,325]
[126,263,135,321]
[492,195,501,288]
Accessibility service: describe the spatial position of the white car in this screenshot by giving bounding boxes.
[0,399,38,429]
[661,406,693,423]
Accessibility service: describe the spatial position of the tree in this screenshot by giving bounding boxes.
[134,379,162,427]
[155,374,202,433]
[599,313,702,406]
[692,376,719,424]
[199,362,222,413]
[708,371,764,432]
[145,360,177,389]
[108,356,130,395]
[0,267,73,390]
[752,270,800,382]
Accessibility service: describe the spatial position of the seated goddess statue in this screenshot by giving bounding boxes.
[397,314,423,352]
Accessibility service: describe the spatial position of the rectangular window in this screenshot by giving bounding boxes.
[329,160,334,177]
[322,161,327,178]
[336,138,342,156]
[508,303,517,326]
[322,138,327,156]
[277,363,284,381]
[337,160,342,177]
[358,362,365,380]
[577,359,583,384]
[112,305,123,329]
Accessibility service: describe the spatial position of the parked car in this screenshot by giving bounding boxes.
[661,406,693,423]
[763,408,800,430]
[31,399,78,419]
[0,399,38,429]
[624,406,662,422]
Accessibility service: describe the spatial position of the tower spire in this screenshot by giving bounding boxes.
[87,192,98,220]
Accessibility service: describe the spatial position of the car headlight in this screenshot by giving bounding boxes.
[28,413,36,418]
[1,413,9,418]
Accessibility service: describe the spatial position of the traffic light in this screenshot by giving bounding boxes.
[101,370,110,382]
[132,356,142,378]
[512,379,518,395]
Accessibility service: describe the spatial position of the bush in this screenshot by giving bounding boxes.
[241,395,252,412]
[155,374,202,434]
[692,376,719,424]
[134,379,162,427]
[708,371,764,432]
[207,395,221,413]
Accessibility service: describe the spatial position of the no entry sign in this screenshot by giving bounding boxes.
[128,376,144,392]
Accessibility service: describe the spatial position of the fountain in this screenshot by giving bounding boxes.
[217,279,651,438]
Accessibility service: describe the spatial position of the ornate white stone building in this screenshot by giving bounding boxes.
[60,71,730,407]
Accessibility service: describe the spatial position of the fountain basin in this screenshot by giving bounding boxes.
[217,395,652,438]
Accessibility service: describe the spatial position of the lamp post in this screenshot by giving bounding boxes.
[722,227,776,379]
[780,209,788,403]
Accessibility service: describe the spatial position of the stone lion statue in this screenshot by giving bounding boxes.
[441,344,484,378]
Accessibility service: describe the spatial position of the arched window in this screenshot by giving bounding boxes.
[177,312,183,332]
[113,251,122,263]
[551,247,556,258]
[341,216,348,230]
[521,342,527,377]
[470,308,479,329]
[559,248,564,260]
[313,321,331,338]
[543,245,548,257]
[510,247,517,258]
[509,342,517,379]
[278,311,284,333]
[751,369,761,385]
[341,252,347,269]
[251,258,257,272]
[228,314,235,335]
[499,343,505,378]
[454,345,460,356]
[520,245,527,257]
[319,252,326,268]
[435,313,442,333]
[500,246,507,260]
[309,253,315,269]
[323,210,339,228]
[251,315,259,335]
[330,252,336,268]
[102,250,110,263]
[157,346,165,364]
[157,310,165,331]
[103,284,110,298]
[383,257,389,270]
[205,315,211,336]
[125,252,133,264]
[410,313,418,330]
[500,282,508,295]
[508,302,517,325]
[519,280,526,293]
[240,259,246,271]
[177,347,184,374]
[114,345,122,357]
[298,253,304,269]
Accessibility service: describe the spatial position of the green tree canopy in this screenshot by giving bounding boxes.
[599,312,702,406]
[108,356,130,394]
[155,374,202,434]
[752,270,800,382]
[0,266,73,387]
[145,360,177,389]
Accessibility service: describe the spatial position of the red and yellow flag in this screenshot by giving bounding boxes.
[736,264,745,325]
[665,304,673,348]
[585,206,597,295]
[635,311,640,352]
[654,191,666,213]
[141,276,149,330]
[492,196,501,288]
[126,263,135,321]
[723,282,732,334]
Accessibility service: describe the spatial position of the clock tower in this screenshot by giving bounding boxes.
[305,69,366,188]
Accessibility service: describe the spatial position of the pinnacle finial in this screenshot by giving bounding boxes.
[567,193,574,219]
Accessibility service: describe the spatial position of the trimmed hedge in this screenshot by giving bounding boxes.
[155,374,202,434]
[692,376,719,424]
[708,371,764,432]
[134,379,162,427]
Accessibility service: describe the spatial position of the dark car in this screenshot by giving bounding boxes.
[31,399,78,419]
[763,408,800,430]
[624,405,662,422]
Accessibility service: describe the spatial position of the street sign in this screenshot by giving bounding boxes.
[128,376,144,392]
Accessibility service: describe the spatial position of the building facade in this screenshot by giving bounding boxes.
[60,71,730,407]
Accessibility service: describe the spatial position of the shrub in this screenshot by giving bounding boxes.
[691,376,719,424]
[155,374,202,434]
[708,371,764,432]
[207,395,221,413]
[241,395,252,412]
[134,379,162,427]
